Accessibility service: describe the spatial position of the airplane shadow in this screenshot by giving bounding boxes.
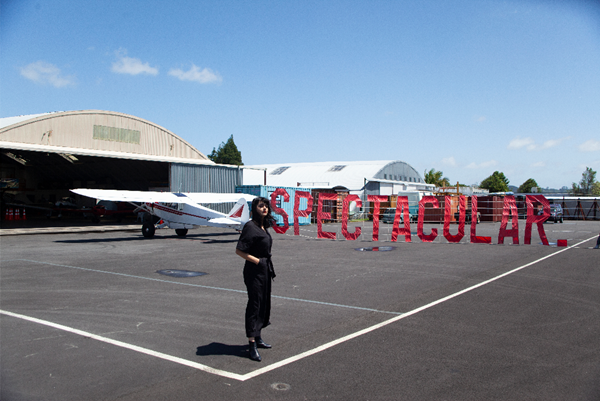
[54,237,144,244]
[200,239,238,244]
[196,342,248,358]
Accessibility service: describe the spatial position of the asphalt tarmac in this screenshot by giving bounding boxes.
[1,220,599,400]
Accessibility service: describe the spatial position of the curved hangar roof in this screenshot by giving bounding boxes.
[248,160,433,191]
[0,110,213,164]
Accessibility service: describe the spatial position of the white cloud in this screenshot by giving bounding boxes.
[507,137,535,150]
[541,137,569,149]
[442,156,457,166]
[532,161,546,167]
[168,64,222,84]
[508,136,569,151]
[475,116,486,122]
[111,50,158,76]
[579,139,600,152]
[466,160,498,169]
[20,61,75,87]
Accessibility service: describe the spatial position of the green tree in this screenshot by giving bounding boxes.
[572,167,597,195]
[208,135,243,165]
[424,168,450,187]
[480,171,510,193]
[518,178,539,193]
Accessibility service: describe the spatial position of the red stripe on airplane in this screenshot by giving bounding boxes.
[151,203,209,220]
[229,206,243,218]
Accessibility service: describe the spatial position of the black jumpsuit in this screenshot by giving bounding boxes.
[236,220,275,338]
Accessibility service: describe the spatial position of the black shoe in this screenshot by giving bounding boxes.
[256,337,272,349]
[249,341,261,362]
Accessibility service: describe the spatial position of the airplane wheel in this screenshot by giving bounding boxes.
[142,223,155,238]
[175,229,188,237]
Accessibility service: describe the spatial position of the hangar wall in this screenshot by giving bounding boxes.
[170,163,242,193]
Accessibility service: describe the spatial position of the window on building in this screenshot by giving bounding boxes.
[271,166,290,175]
[328,165,347,172]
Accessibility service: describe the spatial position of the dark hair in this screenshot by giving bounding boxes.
[251,196,274,228]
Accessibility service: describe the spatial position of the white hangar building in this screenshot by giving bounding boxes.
[244,160,435,196]
[0,110,245,207]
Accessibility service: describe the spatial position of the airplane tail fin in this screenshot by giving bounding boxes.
[227,198,250,224]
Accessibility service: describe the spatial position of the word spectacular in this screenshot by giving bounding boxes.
[269,189,553,245]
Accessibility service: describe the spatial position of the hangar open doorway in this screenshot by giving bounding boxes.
[0,110,234,225]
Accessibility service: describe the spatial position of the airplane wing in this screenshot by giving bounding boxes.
[184,192,256,204]
[71,189,256,204]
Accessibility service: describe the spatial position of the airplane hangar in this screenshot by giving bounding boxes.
[0,110,244,210]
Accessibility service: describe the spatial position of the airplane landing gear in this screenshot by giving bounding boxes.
[142,223,155,238]
[175,229,188,237]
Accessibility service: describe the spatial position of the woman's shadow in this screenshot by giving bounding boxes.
[196,342,248,358]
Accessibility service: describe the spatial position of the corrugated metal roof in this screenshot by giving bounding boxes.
[0,112,59,129]
[247,160,429,190]
[0,110,212,163]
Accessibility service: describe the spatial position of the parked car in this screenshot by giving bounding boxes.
[55,196,78,208]
[382,208,396,224]
[539,204,563,223]
[382,208,415,223]
[548,204,563,223]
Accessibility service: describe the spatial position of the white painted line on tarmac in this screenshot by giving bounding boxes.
[243,234,598,380]
[10,259,401,315]
[0,309,246,381]
[3,235,596,382]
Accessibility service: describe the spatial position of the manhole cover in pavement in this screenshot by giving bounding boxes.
[354,246,396,252]
[156,269,208,277]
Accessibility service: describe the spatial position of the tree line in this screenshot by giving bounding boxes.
[424,167,600,195]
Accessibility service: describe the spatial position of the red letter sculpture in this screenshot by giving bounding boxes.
[418,196,439,242]
[368,195,388,241]
[317,193,337,240]
[524,195,550,245]
[270,188,290,234]
[342,194,362,240]
[293,191,313,236]
[391,196,412,242]
[443,195,466,243]
[498,195,519,245]
[470,196,491,244]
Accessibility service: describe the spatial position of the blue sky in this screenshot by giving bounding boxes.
[2,0,599,189]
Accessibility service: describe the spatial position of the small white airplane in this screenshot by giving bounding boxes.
[71,188,256,238]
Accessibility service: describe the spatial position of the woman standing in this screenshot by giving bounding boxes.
[235,197,276,362]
